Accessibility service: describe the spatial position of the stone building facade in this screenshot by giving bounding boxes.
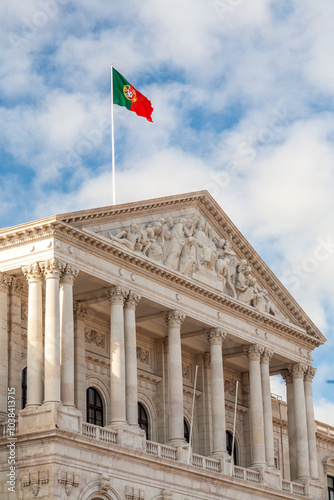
[0,190,333,499]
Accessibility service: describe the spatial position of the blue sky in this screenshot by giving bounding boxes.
[1,0,334,423]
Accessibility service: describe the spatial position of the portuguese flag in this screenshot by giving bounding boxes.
[112,68,153,122]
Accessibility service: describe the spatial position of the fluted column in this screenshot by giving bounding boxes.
[22,264,44,407]
[290,363,310,480]
[163,310,186,445]
[261,348,275,467]
[206,328,227,456]
[0,273,12,419]
[245,344,266,467]
[60,264,79,407]
[124,290,141,426]
[108,285,128,425]
[41,259,65,404]
[74,302,87,418]
[281,369,297,480]
[304,366,318,479]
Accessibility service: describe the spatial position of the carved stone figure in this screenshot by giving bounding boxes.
[193,218,215,270]
[109,223,138,250]
[178,237,197,276]
[142,223,163,263]
[215,238,236,297]
[236,264,255,305]
[253,289,269,313]
[164,218,187,271]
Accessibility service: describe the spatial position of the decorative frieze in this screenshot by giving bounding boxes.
[182,363,191,381]
[137,346,150,365]
[85,329,106,349]
[58,470,79,497]
[22,469,49,497]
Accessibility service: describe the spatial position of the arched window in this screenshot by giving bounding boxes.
[138,403,149,439]
[21,367,27,409]
[226,430,238,464]
[184,419,190,443]
[86,387,104,427]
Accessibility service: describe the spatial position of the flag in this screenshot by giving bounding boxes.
[112,68,153,122]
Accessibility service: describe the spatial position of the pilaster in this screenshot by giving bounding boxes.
[0,272,12,420]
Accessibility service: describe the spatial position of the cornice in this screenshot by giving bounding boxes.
[0,220,322,347]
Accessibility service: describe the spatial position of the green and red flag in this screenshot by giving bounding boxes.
[112,68,153,122]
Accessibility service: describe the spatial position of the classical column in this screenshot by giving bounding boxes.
[22,264,44,407]
[60,264,79,407]
[124,290,141,426]
[206,328,227,456]
[41,259,65,405]
[108,285,128,425]
[261,348,275,467]
[245,344,266,467]
[281,369,297,481]
[290,363,310,480]
[74,302,87,418]
[304,366,318,479]
[0,273,12,419]
[163,310,186,445]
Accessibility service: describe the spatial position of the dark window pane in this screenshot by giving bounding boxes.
[86,388,104,427]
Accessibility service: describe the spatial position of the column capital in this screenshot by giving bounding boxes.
[304,366,316,381]
[73,301,87,318]
[22,263,43,283]
[244,343,264,361]
[61,264,79,285]
[107,285,128,305]
[163,310,186,327]
[124,290,141,310]
[281,368,293,384]
[40,259,66,279]
[289,362,307,379]
[0,272,13,291]
[261,347,274,364]
[206,328,227,345]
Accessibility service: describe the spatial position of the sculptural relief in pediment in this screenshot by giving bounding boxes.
[94,213,289,322]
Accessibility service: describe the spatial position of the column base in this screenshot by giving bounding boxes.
[19,404,82,434]
[107,422,146,451]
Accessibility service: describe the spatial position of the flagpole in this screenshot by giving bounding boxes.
[230,380,239,476]
[187,365,198,464]
[110,63,116,205]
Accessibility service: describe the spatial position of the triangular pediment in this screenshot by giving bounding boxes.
[56,191,325,344]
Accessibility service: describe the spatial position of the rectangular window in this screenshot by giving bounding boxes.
[328,476,334,500]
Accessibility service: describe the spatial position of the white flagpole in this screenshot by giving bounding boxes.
[110,63,116,205]
[230,380,239,475]
[188,365,198,464]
